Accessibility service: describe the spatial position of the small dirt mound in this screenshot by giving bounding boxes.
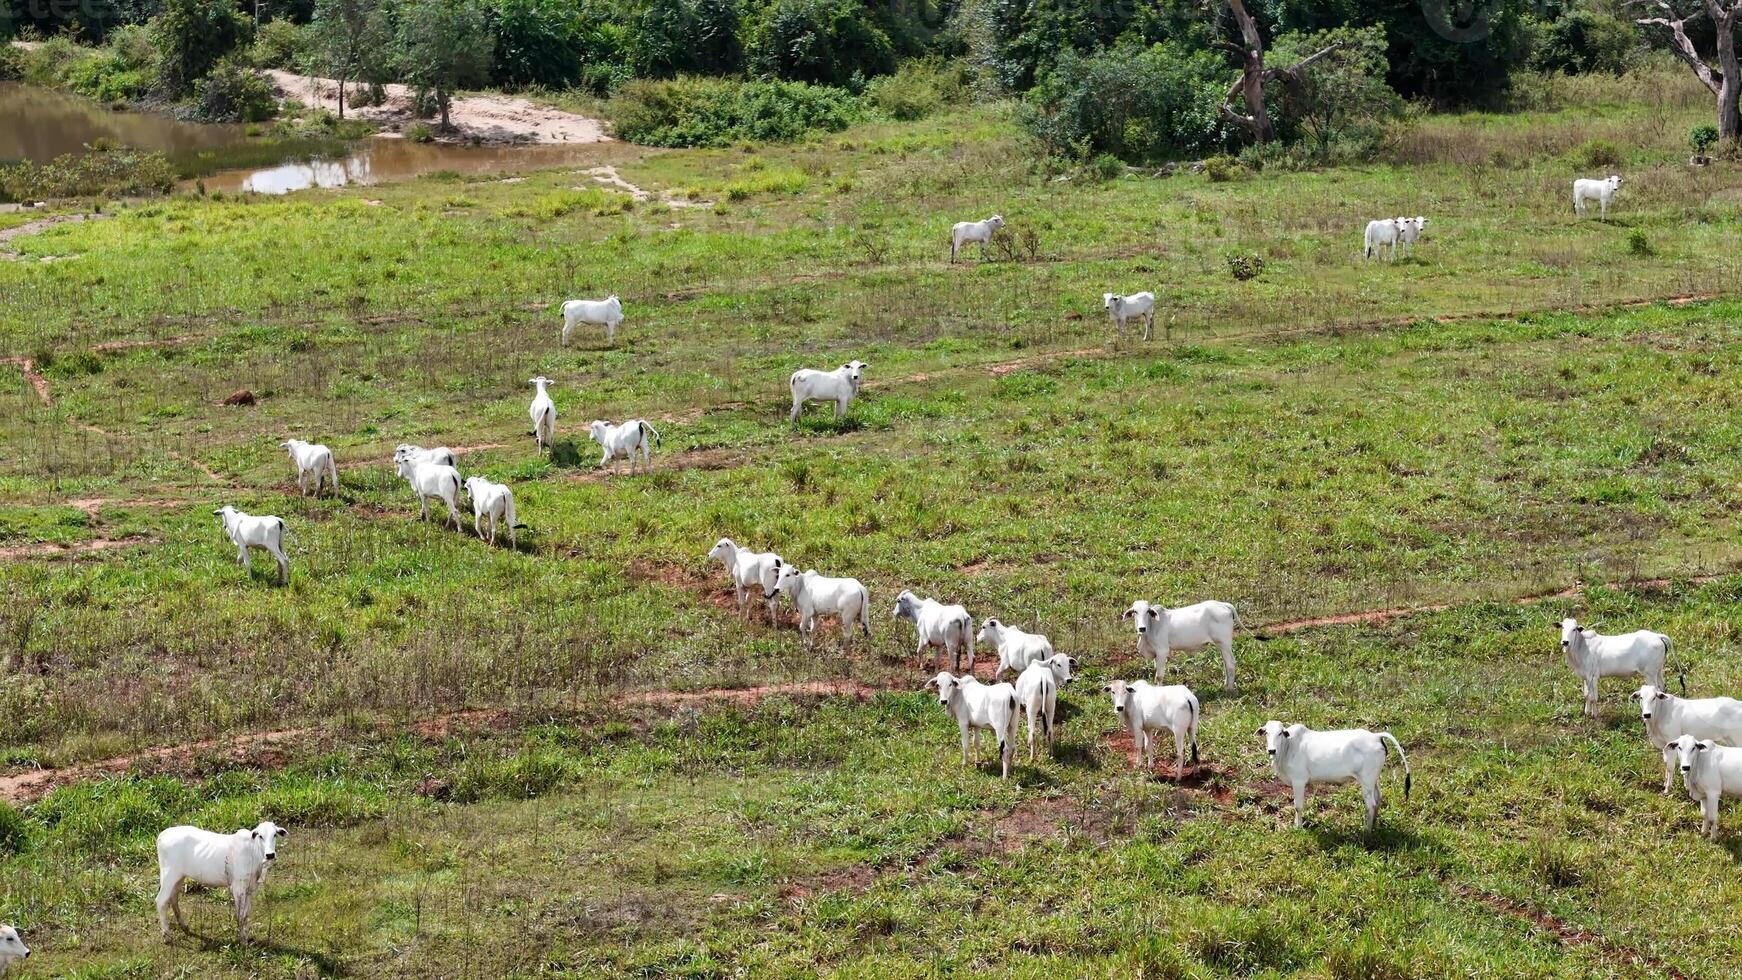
[220,389,256,406]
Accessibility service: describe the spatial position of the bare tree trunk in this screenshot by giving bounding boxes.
[1637,2,1742,143]
[1225,0,1274,143]
[439,89,451,131]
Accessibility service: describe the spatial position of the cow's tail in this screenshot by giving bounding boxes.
[326,455,339,490]
[1188,696,1200,765]
[858,590,872,636]
[1377,732,1411,800]
[503,494,518,529]
[1665,634,1686,695]
[639,420,662,447]
[962,615,975,667]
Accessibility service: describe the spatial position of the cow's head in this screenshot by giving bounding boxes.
[1670,734,1706,775]
[1606,175,1623,190]
[924,672,963,707]
[1257,719,1291,759]
[0,925,28,965]
[1124,601,1161,636]
[892,590,918,621]
[1104,679,1133,716]
[1629,684,1669,721]
[842,360,867,384]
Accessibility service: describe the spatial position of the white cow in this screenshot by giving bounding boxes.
[1633,684,1742,794]
[395,444,456,467]
[588,419,660,474]
[1670,734,1742,841]
[1014,654,1077,761]
[1395,215,1428,258]
[769,565,871,653]
[1363,218,1400,262]
[1559,618,1679,718]
[894,590,974,671]
[925,672,1020,778]
[214,506,288,585]
[788,361,866,423]
[394,452,463,530]
[1573,175,1622,220]
[707,538,784,624]
[528,376,556,453]
[950,214,1004,263]
[0,927,27,971]
[279,439,337,497]
[977,618,1054,679]
[561,294,623,345]
[156,821,287,943]
[1103,291,1157,339]
[1105,679,1199,778]
[463,476,518,548]
[1259,721,1411,831]
[1124,599,1240,693]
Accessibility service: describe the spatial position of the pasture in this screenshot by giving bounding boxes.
[4,71,1742,976]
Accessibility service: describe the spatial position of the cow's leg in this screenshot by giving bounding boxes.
[157,871,182,937]
[1362,778,1380,832]
[1663,745,1677,795]
[1219,638,1236,693]
[1293,782,1308,828]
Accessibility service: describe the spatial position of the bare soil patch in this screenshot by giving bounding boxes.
[0,536,150,559]
[0,212,109,260]
[266,71,611,145]
[2,357,51,406]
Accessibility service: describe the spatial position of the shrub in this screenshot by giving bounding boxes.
[1580,138,1622,168]
[1226,251,1265,281]
[608,75,859,147]
[1626,228,1655,257]
[0,802,30,857]
[863,57,968,120]
[0,146,178,200]
[152,0,252,96]
[1203,154,1247,182]
[0,46,20,81]
[1025,43,1228,164]
[60,51,151,102]
[489,0,599,89]
[192,59,277,122]
[406,120,436,142]
[743,0,895,88]
[1691,124,1719,155]
[250,18,309,70]
[1536,9,1637,75]
[1268,26,1402,165]
[1086,152,1124,181]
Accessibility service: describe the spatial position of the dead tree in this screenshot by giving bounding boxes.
[1636,0,1742,143]
[1215,0,1342,144]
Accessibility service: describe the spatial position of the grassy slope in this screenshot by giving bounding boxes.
[4,71,1742,975]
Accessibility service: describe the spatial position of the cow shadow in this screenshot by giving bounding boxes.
[547,439,589,469]
[175,929,342,976]
[1306,819,1441,856]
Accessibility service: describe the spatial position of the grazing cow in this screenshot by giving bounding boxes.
[463,476,518,547]
[1124,599,1240,693]
[394,444,457,467]
[156,821,287,943]
[977,618,1054,679]
[950,214,1004,263]
[1633,684,1742,794]
[707,538,784,624]
[894,590,974,671]
[925,672,1020,778]
[1670,734,1742,841]
[279,439,337,497]
[1363,218,1400,262]
[1105,679,1199,778]
[213,506,288,585]
[1395,215,1428,258]
[1258,720,1411,831]
[528,377,556,453]
[1573,175,1622,220]
[1103,291,1157,339]
[0,927,27,971]
[1015,654,1077,760]
[561,295,623,345]
[588,419,660,474]
[393,452,463,530]
[769,565,871,654]
[1559,617,1680,718]
[789,361,867,423]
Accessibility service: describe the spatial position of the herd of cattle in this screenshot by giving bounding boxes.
[17,184,1697,968]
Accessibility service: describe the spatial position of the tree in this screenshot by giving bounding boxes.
[310,0,388,118]
[1213,0,1341,144]
[151,0,251,96]
[1267,25,1399,159]
[397,0,493,130]
[1635,0,1742,142]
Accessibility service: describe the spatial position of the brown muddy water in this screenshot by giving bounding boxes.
[1,82,609,194]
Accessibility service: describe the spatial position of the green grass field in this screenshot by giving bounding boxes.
[5,72,1742,976]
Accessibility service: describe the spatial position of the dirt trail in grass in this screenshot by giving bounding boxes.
[3,357,51,405]
[0,536,150,559]
[0,212,108,260]
[1445,882,1690,978]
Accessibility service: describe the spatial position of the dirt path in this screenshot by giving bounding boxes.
[3,357,52,406]
[266,71,611,145]
[578,166,712,208]
[0,212,109,260]
[0,536,150,559]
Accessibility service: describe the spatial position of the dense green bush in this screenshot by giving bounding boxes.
[1025,43,1227,163]
[0,146,178,199]
[743,0,895,87]
[151,0,251,96]
[1691,124,1719,155]
[1267,26,1401,164]
[251,17,311,70]
[489,0,592,89]
[1536,9,1637,75]
[0,46,18,81]
[60,50,152,102]
[608,75,859,146]
[193,58,277,121]
[863,57,969,120]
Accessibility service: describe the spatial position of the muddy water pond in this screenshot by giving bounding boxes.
[1,82,609,194]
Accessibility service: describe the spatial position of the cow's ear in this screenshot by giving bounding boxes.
[1629,691,1641,701]
[1102,683,1114,693]
[1123,608,1136,619]
[252,831,262,840]
[1148,608,1161,618]
[1254,726,1266,736]
[1278,730,1290,739]
[1657,691,1669,700]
